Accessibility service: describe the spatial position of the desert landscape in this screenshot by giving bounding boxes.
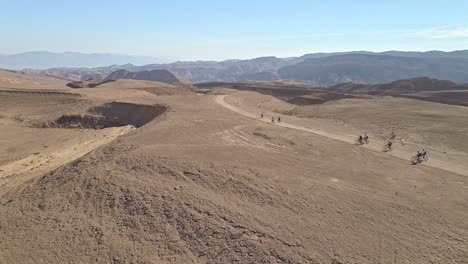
[0,65,467,263]
[2,1,468,263]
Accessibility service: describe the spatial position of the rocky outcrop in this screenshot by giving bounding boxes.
[104,69,184,84]
[66,79,113,88]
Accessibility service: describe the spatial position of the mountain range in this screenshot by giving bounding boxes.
[278,54,468,85]
[3,50,468,85]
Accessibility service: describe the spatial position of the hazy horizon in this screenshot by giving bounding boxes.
[2,1,468,61]
[2,49,468,64]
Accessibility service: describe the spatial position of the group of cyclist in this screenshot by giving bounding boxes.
[261,112,428,165]
[358,133,393,152]
[356,133,428,164]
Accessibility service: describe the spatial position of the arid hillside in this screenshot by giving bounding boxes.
[197,78,468,107]
[328,77,468,106]
[0,69,68,86]
[197,81,369,105]
[0,81,467,263]
[104,69,186,85]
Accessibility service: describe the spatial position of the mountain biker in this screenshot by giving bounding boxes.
[358,135,363,144]
[421,149,427,158]
[387,141,392,150]
[363,134,368,143]
[277,116,281,122]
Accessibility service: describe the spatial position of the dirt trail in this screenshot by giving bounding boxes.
[216,95,353,142]
[0,125,134,195]
[215,94,468,177]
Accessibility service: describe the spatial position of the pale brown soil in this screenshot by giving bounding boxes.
[0,84,467,263]
[0,69,67,86]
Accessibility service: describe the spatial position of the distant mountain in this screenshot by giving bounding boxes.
[0,51,170,70]
[127,56,291,83]
[35,56,291,83]
[380,50,468,59]
[104,69,185,85]
[296,50,468,60]
[294,51,375,61]
[8,50,468,85]
[278,54,468,85]
[237,70,281,81]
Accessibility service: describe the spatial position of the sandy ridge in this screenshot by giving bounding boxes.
[0,126,135,195]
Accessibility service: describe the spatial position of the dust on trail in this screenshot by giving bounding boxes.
[215,94,468,177]
[0,125,135,195]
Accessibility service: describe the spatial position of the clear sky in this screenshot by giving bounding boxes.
[1,0,468,60]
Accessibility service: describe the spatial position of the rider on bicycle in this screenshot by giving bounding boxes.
[387,141,392,150]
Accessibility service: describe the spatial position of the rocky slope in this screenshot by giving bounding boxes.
[104,69,184,85]
[0,69,68,85]
[278,54,468,85]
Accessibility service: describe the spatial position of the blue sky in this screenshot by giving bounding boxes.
[1,0,468,60]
